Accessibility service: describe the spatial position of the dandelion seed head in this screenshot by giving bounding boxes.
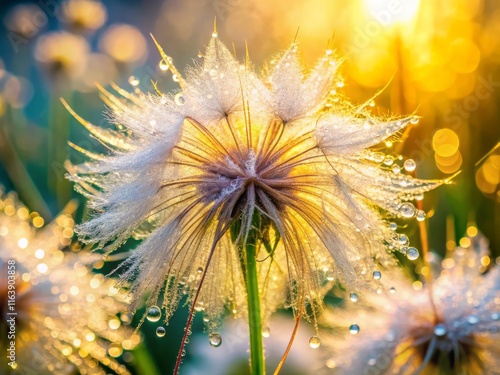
[67,34,443,333]
[319,232,500,374]
[0,190,138,374]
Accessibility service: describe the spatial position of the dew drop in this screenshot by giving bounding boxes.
[467,315,479,325]
[404,159,416,172]
[383,157,394,166]
[262,327,270,338]
[410,117,419,124]
[373,270,382,280]
[416,210,426,222]
[172,74,180,82]
[399,234,409,246]
[349,324,360,335]
[389,222,397,231]
[197,267,204,274]
[212,31,218,38]
[399,203,416,218]
[373,152,385,163]
[349,292,358,302]
[326,358,336,368]
[156,326,166,337]
[392,164,401,174]
[367,358,377,366]
[128,76,139,86]
[159,59,170,71]
[389,287,396,294]
[309,336,321,349]
[209,333,222,347]
[174,93,185,106]
[325,270,335,281]
[434,324,447,336]
[491,313,500,321]
[146,306,161,322]
[406,247,419,260]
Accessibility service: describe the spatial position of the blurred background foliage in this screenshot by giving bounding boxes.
[0,0,499,373]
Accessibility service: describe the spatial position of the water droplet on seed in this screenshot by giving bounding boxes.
[209,333,222,347]
[146,306,161,322]
[389,287,396,294]
[399,203,416,218]
[262,327,270,338]
[373,270,382,280]
[434,324,447,336]
[349,324,360,335]
[174,93,185,106]
[325,270,335,281]
[392,165,401,174]
[172,74,180,82]
[404,159,416,172]
[389,222,397,231]
[156,326,166,337]
[406,247,419,260]
[128,76,139,86]
[349,292,358,302]
[197,267,203,273]
[467,315,479,325]
[399,234,409,245]
[159,59,170,71]
[416,210,426,222]
[309,336,321,349]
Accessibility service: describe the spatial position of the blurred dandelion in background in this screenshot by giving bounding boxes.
[58,0,108,35]
[0,190,140,374]
[34,31,90,90]
[319,230,500,374]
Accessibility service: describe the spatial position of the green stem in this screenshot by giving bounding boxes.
[245,231,265,375]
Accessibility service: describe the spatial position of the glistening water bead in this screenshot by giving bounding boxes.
[434,324,447,337]
[406,247,419,260]
[156,326,166,337]
[309,336,321,349]
[262,327,271,338]
[403,159,416,172]
[349,324,360,335]
[146,306,161,322]
[209,333,222,347]
[350,292,358,302]
[416,210,426,222]
[399,202,416,218]
[373,270,382,280]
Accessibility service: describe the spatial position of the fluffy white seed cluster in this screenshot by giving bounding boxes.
[320,232,500,374]
[67,34,443,333]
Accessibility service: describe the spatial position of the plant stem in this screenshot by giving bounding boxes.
[245,227,265,375]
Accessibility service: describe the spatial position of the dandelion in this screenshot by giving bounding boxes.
[0,191,139,374]
[58,0,108,34]
[34,31,90,88]
[66,32,443,373]
[319,231,500,374]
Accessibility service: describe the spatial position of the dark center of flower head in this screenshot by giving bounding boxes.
[173,114,320,246]
[413,321,484,373]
